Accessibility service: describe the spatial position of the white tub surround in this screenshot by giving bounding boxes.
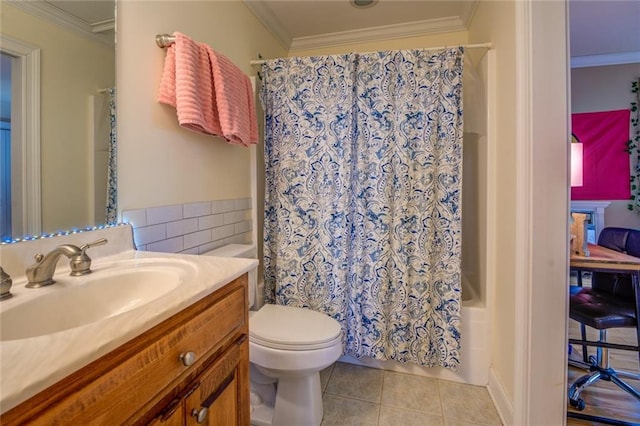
[0,225,257,413]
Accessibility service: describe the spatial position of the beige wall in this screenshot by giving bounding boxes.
[571,64,640,230]
[117,2,574,423]
[468,0,517,404]
[2,4,115,234]
[116,0,286,214]
[467,3,570,423]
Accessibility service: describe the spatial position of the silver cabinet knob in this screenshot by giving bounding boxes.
[180,351,196,366]
[191,407,208,423]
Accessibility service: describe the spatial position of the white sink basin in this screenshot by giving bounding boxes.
[0,259,197,341]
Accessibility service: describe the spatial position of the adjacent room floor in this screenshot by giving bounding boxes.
[566,320,640,425]
[319,361,502,426]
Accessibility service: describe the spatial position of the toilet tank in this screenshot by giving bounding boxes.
[202,244,258,309]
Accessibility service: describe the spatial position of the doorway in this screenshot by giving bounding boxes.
[0,35,41,241]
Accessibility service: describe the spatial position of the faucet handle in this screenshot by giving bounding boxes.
[70,238,108,276]
[80,238,108,254]
[0,267,13,300]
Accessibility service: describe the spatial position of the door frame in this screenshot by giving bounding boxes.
[0,35,41,239]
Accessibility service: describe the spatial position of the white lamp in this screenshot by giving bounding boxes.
[571,141,584,187]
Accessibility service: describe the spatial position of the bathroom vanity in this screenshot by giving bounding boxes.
[0,226,256,425]
[3,275,250,425]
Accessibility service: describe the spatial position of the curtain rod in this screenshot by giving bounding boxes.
[154,34,492,66]
[249,42,493,66]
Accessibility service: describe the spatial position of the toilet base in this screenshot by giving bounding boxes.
[250,399,274,426]
[250,371,324,426]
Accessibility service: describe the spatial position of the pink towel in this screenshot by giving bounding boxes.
[207,46,259,146]
[157,32,258,146]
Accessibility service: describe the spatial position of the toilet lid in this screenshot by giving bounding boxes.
[250,304,342,350]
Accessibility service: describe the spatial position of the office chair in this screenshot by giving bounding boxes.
[568,227,640,412]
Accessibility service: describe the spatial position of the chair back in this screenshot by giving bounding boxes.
[598,227,630,253]
[594,227,640,300]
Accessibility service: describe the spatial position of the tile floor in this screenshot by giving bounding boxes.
[318,361,502,426]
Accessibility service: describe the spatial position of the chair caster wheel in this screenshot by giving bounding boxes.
[569,398,586,411]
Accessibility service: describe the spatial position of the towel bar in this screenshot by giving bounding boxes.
[156,34,175,48]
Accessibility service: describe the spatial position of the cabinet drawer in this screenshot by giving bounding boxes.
[4,276,248,425]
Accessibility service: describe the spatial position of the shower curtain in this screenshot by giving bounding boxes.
[105,88,117,224]
[262,48,464,369]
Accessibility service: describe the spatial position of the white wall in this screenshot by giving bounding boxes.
[116,1,286,215]
[571,63,640,230]
[468,0,518,411]
[469,2,570,425]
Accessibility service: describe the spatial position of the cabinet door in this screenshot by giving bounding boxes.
[185,337,246,425]
[148,397,184,426]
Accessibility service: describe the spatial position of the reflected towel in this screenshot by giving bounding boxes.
[157,32,258,146]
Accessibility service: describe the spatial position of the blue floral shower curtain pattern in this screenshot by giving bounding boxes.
[262,55,356,322]
[261,48,464,369]
[105,88,117,224]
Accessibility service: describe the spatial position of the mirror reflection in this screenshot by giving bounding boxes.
[1,0,116,242]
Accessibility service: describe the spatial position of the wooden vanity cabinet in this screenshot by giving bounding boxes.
[1,274,250,426]
[150,333,249,426]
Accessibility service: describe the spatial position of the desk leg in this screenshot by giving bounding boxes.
[576,270,589,363]
[633,272,640,366]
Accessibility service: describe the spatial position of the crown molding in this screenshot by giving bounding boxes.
[459,0,479,28]
[243,0,291,50]
[571,51,640,68]
[7,1,114,47]
[289,16,467,53]
[92,18,116,35]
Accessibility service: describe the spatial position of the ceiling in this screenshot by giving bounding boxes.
[244,0,640,65]
[20,0,640,65]
[568,0,640,66]
[45,0,114,24]
[243,0,477,51]
[8,0,115,45]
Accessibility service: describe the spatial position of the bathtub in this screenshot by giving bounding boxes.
[338,275,490,386]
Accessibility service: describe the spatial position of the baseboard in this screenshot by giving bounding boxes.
[487,366,513,426]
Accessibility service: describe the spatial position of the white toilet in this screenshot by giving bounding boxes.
[203,244,342,426]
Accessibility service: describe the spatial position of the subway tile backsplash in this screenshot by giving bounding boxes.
[122,198,252,254]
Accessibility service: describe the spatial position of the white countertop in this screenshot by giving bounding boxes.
[0,249,257,413]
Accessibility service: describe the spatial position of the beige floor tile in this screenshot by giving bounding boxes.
[380,371,442,416]
[325,362,383,403]
[445,420,496,426]
[321,363,335,392]
[321,393,380,426]
[378,405,444,426]
[439,381,501,425]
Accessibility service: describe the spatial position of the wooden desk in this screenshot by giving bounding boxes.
[571,243,640,272]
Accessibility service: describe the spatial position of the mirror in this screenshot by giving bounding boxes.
[1,0,116,242]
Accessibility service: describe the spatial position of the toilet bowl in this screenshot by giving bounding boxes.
[203,244,343,426]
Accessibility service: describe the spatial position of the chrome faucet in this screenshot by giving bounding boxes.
[0,267,12,300]
[25,238,108,288]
